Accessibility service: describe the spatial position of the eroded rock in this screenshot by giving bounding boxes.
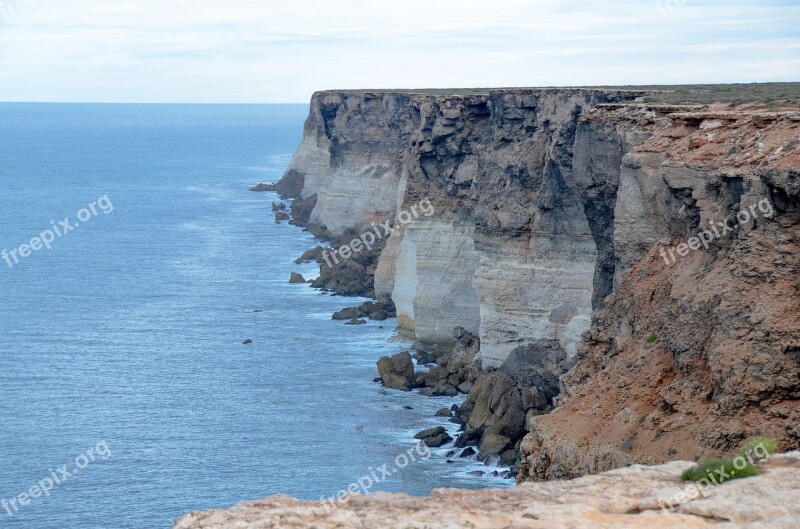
[376,351,415,391]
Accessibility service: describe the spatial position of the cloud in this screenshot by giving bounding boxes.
[0,0,797,102]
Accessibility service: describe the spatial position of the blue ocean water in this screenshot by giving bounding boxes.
[0,104,507,529]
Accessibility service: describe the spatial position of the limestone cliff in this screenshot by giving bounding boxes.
[273,86,800,476]
[285,88,653,363]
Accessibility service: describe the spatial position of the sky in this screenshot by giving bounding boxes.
[0,0,797,103]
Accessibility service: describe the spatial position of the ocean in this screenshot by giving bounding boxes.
[0,103,508,529]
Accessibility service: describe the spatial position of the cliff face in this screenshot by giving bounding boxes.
[278,88,800,475]
[283,91,420,236]
[289,88,652,364]
[520,107,800,480]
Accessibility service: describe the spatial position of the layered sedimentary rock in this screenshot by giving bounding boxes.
[272,87,800,475]
[519,106,800,480]
[174,452,800,528]
[282,91,419,236]
[283,88,651,366]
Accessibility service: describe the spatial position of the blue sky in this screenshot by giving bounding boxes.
[0,0,797,103]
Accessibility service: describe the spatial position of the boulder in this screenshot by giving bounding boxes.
[345,318,367,325]
[332,307,365,320]
[435,407,453,417]
[478,433,511,459]
[288,193,317,227]
[499,448,519,467]
[289,272,305,284]
[414,426,452,448]
[275,211,290,223]
[370,310,389,321]
[294,246,325,264]
[500,340,573,407]
[377,351,416,391]
[361,299,397,320]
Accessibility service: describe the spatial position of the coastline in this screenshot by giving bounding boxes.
[257,185,519,479]
[174,83,800,528]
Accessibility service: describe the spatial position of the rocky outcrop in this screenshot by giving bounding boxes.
[332,299,397,322]
[453,339,573,468]
[293,246,325,264]
[174,452,800,529]
[414,327,480,397]
[250,168,305,198]
[281,92,419,237]
[376,351,415,391]
[310,231,387,297]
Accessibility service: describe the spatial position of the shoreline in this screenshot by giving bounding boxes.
[259,187,518,479]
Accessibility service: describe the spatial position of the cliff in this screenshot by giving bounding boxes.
[269,85,800,476]
[285,88,655,360]
[520,104,800,480]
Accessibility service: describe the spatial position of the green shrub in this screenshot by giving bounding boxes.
[681,458,759,484]
[739,438,778,459]
[646,334,658,344]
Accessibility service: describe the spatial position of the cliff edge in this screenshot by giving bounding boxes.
[175,452,800,528]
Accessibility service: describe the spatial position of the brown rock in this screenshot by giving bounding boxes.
[414,426,452,447]
[376,351,415,391]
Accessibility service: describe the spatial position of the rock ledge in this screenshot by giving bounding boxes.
[174,452,800,528]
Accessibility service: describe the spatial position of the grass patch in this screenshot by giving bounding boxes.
[681,438,778,484]
[681,458,759,484]
[739,438,778,458]
[646,334,658,344]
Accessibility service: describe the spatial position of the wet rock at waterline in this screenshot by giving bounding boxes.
[414,426,452,448]
[293,246,326,264]
[376,351,416,391]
